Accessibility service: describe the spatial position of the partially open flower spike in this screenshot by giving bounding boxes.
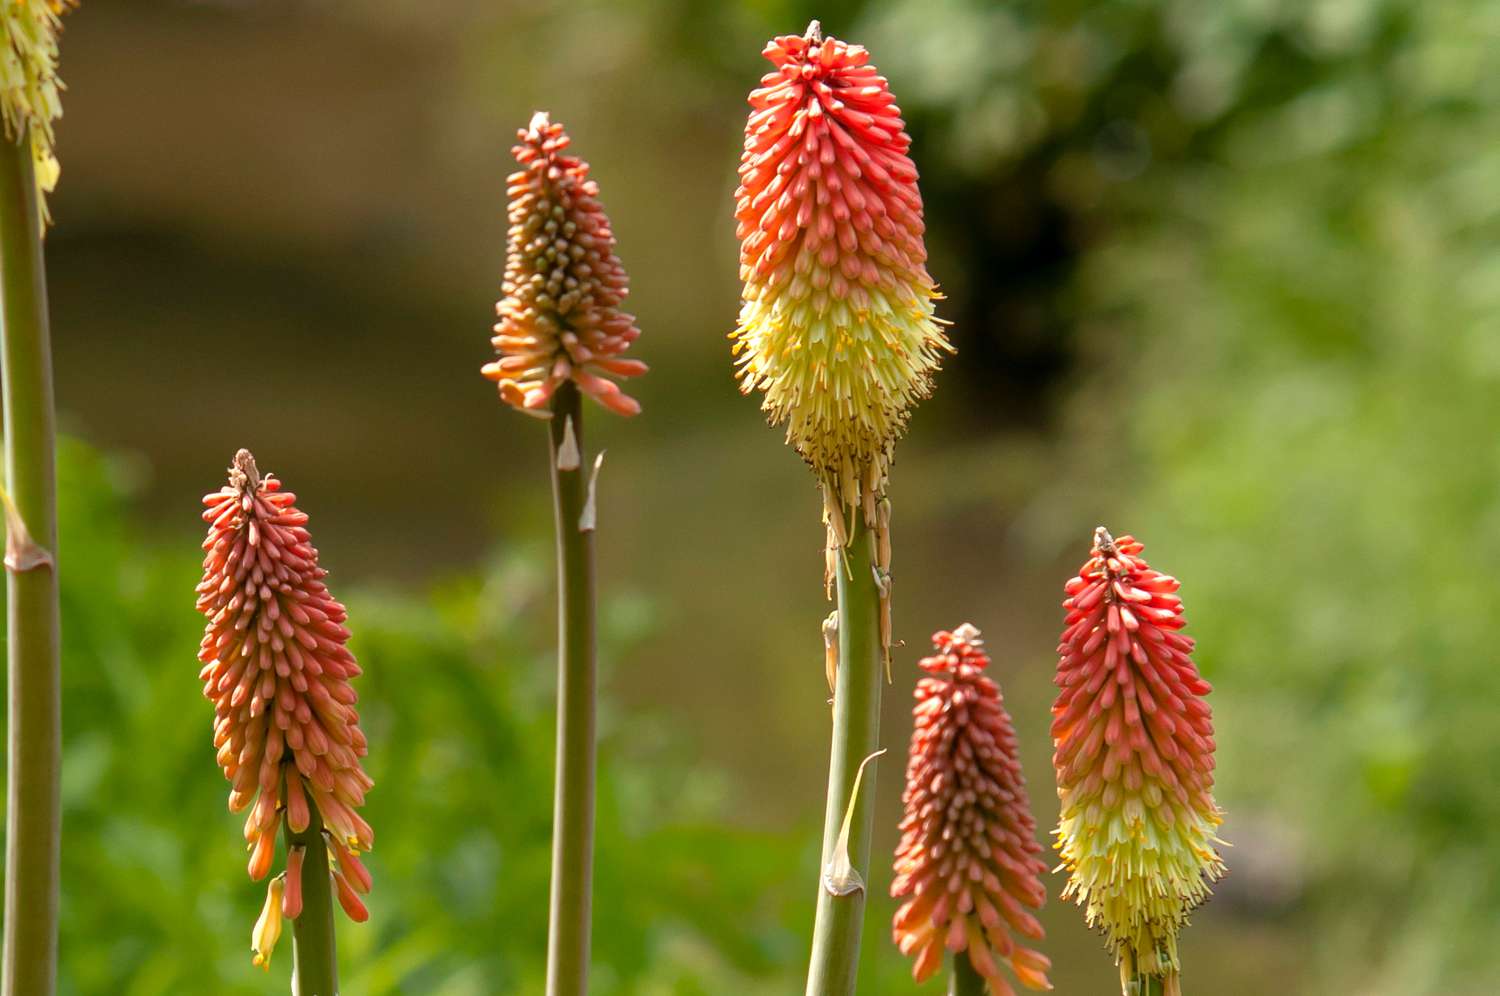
[198,450,374,992]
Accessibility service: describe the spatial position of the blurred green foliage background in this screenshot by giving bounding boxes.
[6,0,1498,992]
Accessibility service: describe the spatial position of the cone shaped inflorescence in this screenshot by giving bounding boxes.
[732,21,951,520]
[0,0,74,223]
[892,625,1052,995]
[482,110,646,417]
[197,450,374,969]
[1052,528,1225,982]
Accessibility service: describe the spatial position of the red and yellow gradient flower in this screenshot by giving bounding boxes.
[197,450,374,968]
[893,625,1052,994]
[1052,528,1225,985]
[483,111,646,417]
[0,0,77,221]
[732,22,951,521]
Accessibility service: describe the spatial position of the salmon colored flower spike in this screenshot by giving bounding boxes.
[482,110,646,418]
[892,624,1052,995]
[0,0,77,224]
[197,449,375,963]
[1052,528,1226,986]
[733,21,951,519]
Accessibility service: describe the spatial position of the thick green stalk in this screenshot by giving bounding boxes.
[545,381,596,996]
[805,516,883,996]
[949,952,987,996]
[1120,951,1168,996]
[285,802,338,996]
[1130,975,1166,996]
[0,130,61,996]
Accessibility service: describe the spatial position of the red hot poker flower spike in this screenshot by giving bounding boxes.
[732,21,952,520]
[197,450,374,967]
[892,625,1052,994]
[482,111,646,418]
[1052,528,1225,985]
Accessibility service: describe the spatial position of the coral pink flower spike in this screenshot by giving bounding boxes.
[892,624,1052,995]
[482,111,646,417]
[197,450,374,968]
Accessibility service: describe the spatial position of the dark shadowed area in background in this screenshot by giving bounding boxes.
[16,0,1498,993]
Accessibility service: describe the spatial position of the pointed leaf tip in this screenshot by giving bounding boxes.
[556,415,581,471]
[823,747,886,897]
[578,452,604,532]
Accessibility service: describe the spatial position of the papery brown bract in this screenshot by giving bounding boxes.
[482,111,646,417]
[892,625,1052,994]
[197,450,374,966]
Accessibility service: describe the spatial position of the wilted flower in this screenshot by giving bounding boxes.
[732,21,951,521]
[0,0,75,221]
[251,874,285,970]
[482,110,646,417]
[1052,528,1225,985]
[197,449,374,963]
[892,625,1052,995]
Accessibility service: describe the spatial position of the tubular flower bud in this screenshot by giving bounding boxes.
[281,846,305,920]
[1052,529,1226,982]
[0,0,75,223]
[482,110,646,417]
[197,449,376,960]
[892,625,1052,994]
[334,869,369,923]
[732,22,952,521]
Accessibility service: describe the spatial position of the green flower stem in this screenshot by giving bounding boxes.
[805,515,883,996]
[0,129,61,996]
[1120,951,1168,996]
[545,381,597,996]
[285,800,339,996]
[949,952,987,996]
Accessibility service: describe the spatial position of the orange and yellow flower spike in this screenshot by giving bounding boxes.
[1052,528,1226,992]
[733,21,951,526]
